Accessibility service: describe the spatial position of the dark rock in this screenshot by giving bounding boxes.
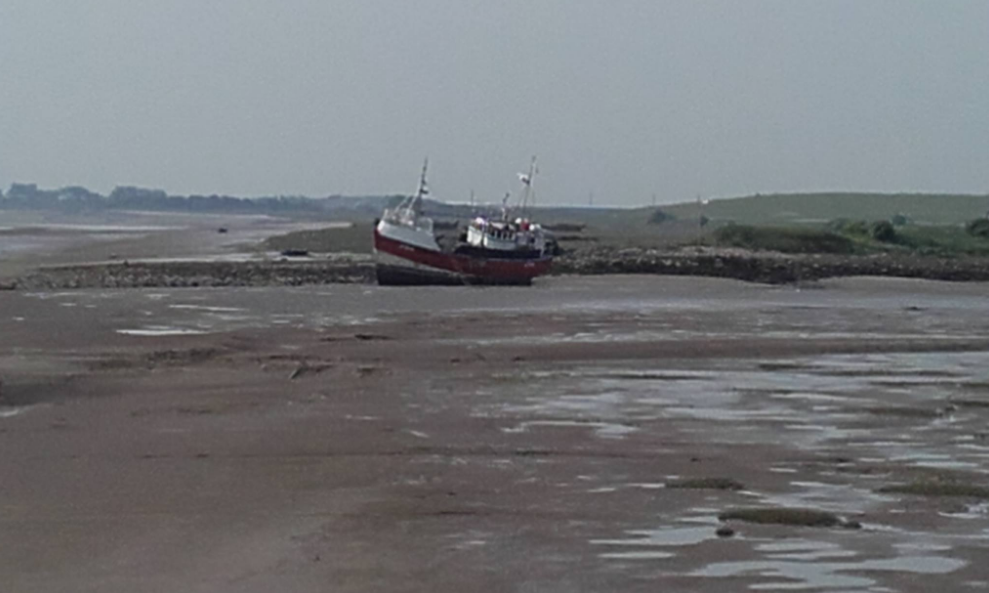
[353,333,392,341]
[667,477,744,491]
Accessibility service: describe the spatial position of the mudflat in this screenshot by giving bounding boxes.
[3,276,989,592]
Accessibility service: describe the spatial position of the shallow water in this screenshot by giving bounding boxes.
[692,554,967,590]
[0,406,31,419]
[474,320,989,588]
[116,326,211,336]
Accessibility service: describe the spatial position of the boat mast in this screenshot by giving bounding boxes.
[411,157,429,214]
[519,156,537,213]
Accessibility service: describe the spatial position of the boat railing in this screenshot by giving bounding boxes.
[382,208,434,233]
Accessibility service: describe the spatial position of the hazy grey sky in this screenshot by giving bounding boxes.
[2,1,987,206]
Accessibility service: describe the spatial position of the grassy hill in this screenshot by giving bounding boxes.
[423,192,989,233]
[257,192,989,258]
[659,193,989,226]
[513,192,989,254]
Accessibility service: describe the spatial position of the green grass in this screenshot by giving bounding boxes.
[261,223,374,254]
[892,225,989,256]
[705,219,989,257]
[540,194,989,256]
[830,221,989,256]
[711,225,856,254]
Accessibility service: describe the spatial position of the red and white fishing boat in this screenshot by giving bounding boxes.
[374,158,553,286]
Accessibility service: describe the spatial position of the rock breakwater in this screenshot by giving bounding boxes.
[554,247,989,284]
[6,249,989,290]
[12,259,374,290]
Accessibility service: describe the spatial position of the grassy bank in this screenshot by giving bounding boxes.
[710,225,856,254]
[255,216,989,261]
[709,220,989,257]
[261,223,374,254]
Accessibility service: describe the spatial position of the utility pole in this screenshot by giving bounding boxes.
[696,194,703,243]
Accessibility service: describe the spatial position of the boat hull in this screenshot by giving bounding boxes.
[373,227,551,286]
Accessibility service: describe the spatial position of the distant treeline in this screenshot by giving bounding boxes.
[0,183,405,217]
[0,182,625,223]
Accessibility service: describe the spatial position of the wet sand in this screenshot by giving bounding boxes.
[3,276,989,592]
[0,210,332,280]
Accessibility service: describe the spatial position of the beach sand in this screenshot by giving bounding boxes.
[3,275,989,591]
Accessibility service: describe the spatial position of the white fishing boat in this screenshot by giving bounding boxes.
[373,158,553,285]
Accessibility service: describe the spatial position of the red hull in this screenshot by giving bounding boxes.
[373,228,552,286]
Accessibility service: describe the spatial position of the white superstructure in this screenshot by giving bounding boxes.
[466,217,546,252]
[375,159,440,252]
[463,157,546,253]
